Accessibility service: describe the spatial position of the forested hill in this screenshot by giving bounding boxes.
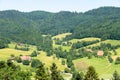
[0,7,120,44]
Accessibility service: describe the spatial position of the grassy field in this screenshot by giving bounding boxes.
[34,51,66,71]
[52,33,72,40]
[86,39,120,48]
[73,57,120,79]
[102,40,120,46]
[8,42,37,51]
[0,48,32,60]
[1,35,120,79]
[53,44,71,51]
[52,33,72,51]
[0,48,66,71]
[69,37,101,43]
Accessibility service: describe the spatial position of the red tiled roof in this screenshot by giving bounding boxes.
[97,50,104,56]
[20,55,31,61]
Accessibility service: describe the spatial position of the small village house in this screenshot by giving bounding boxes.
[97,50,104,57]
[20,55,31,61]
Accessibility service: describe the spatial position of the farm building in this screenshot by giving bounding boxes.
[86,49,93,53]
[97,50,104,56]
[20,55,31,61]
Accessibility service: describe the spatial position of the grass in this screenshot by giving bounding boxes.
[73,57,120,79]
[52,33,72,40]
[87,39,120,48]
[102,40,120,46]
[34,51,66,71]
[69,37,101,43]
[8,42,16,49]
[8,42,37,51]
[0,48,32,60]
[52,33,72,51]
[53,44,71,51]
[0,48,66,71]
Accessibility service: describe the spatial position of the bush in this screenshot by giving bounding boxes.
[30,51,38,57]
[115,57,120,64]
[22,60,30,65]
[62,59,65,65]
[16,57,22,63]
[108,55,113,63]
[31,59,42,68]
[64,68,71,73]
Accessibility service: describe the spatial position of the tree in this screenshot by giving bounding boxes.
[31,59,42,68]
[62,59,65,65]
[0,39,8,49]
[0,61,5,69]
[22,60,30,65]
[113,49,117,55]
[66,57,73,68]
[72,71,83,80]
[50,63,64,80]
[16,57,22,63]
[30,51,38,57]
[84,66,99,80]
[115,57,120,64]
[113,71,120,80]
[108,55,113,63]
[64,68,71,73]
[0,61,31,80]
[36,63,49,80]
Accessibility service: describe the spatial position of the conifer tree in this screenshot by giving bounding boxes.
[113,71,120,80]
[84,66,99,80]
[50,63,64,80]
[36,63,49,80]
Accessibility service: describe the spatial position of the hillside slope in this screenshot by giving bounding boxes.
[0,7,120,45]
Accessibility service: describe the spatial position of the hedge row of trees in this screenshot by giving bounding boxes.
[72,40,99,49]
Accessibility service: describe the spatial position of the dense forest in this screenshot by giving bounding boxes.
[0,7,120,46]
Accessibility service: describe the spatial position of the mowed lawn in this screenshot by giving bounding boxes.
[73,57,120,79]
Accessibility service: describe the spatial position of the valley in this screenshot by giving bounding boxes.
[0,7,120,80]
[0,33,120,79]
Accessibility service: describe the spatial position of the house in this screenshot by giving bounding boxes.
[17,43,24,47]
[9,57,15,62]
[86,49,93,53]
[97,50,104,56]
[20,55,31,61]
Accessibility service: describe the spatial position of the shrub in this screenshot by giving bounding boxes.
[62,59,65,65]
[31,59,42,68]
[64,68,71,73]
[115,57,120,64]
[108,55,113,63]
[22,60,30,65]
[30,51,38,57]
[16,57,22,63]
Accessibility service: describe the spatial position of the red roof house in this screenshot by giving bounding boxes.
[20,55,31,61]
[97,50,104,56]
